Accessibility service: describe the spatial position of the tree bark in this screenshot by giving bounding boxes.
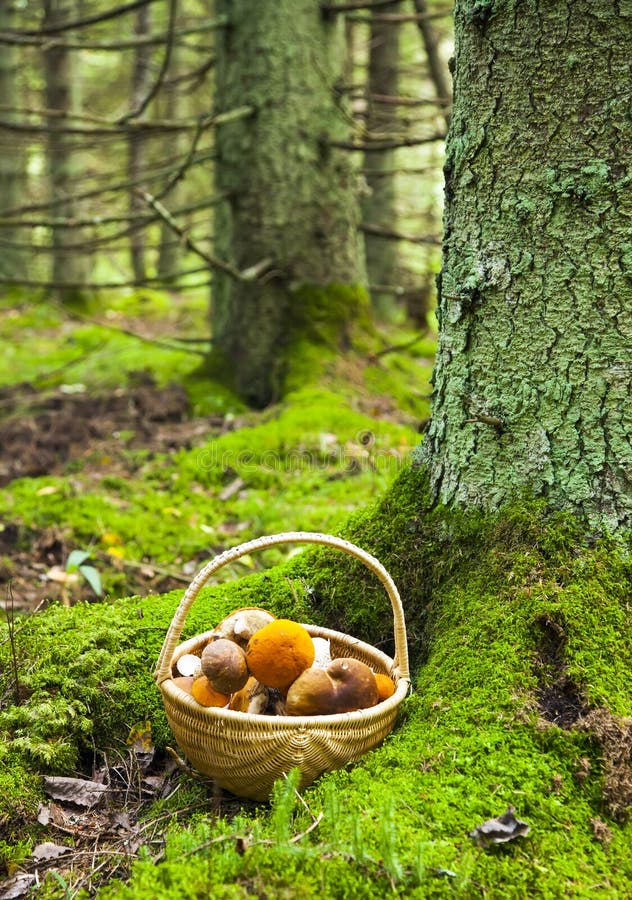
[212,0,366,407]
[362,1,401,317]
[424,0,632,532]
[43,0,89,304]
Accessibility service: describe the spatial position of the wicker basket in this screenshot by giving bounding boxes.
[154,531,410,801]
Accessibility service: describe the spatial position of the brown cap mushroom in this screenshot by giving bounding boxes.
[329,658,378,713]
[285,666,337,716]
[201,638,249,694]
[286,657,378,716]
[246,619,315,690]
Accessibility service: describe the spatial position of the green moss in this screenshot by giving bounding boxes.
[2,465,631,895]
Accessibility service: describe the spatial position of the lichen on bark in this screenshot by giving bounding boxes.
[424,0,632,531]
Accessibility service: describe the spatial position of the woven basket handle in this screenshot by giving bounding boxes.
[155,531,409,684]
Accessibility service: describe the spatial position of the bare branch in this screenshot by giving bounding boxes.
[359,222,441,244]
[321,0,403,13]
[0,265,209,290]
[330,132,445,150]
[0,196,227,229]
[10,0,160,37]
[0,18,227,51]
[137,190,275,283]
[0,104,254,137]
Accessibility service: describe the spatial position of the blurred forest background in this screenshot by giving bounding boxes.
[0,0,451,319]
[0,0,453,609]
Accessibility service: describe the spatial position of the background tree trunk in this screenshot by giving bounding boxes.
[43,0,89,305]
[424,0,632,532]
[212,0,366,407]
[0,2,27,281]
[128,4,152,283]
[362,2,401,317]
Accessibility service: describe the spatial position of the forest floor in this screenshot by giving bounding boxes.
[0,288,432,612]
[2,290,630,900]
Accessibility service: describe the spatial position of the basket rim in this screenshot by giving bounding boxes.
[160,621,411,726]
[159,669,410,727]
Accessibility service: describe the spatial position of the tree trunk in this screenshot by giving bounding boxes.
[0,2,27,281]
[362,2,401,317]
[412,0,451,128]
[424,0,632,532]
[128,4,152,283]
[43,0,89,305]
[212,0,366,408]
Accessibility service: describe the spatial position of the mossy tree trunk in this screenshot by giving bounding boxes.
[424,0,632,532]
[212,0,366,408]
[362,2,401,317]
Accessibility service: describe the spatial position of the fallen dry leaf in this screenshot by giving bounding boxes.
[43,776,108,808]
[469,806,530,848]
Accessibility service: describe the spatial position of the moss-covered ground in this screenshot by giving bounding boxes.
[1,292,631,897]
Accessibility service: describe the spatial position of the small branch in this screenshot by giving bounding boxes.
[0,149,220,218]
[330,132,445,151]
[0,105,254,136]
[413,0,452,127]
[0,265,209,290]
[321,0,402,12]
[10,0,160,36]
[346,8,453,23]
[360,222,441,245]
[0,195,228,229]
[0,18,227,50]
[137,190,274,282]
[367,92,450,108]
[54,302,208,357]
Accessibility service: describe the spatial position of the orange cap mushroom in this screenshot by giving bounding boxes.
[229,675,269,715]
[201,638,249,694]
[190,675,230,708]
[375,673,396,702]
[246,619,315,690]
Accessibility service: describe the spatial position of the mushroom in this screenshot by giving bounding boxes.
[229,675,269,715]
[175,653,202,678]
[312,637,332,669]
[329,658,378,713]
[285,666,337,716]
[172,675,195,695]
[246,619,315,690]
[286,657,378,716]
[201,638,249,694]
[213,607,275,648]
[375,673,396,702]
[190,675,230,708]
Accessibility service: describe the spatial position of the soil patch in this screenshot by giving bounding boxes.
[0,377,236,610]
[533,615,588,728]
[0,376,208,485]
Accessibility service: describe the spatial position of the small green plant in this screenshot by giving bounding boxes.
[65,549,102,597]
